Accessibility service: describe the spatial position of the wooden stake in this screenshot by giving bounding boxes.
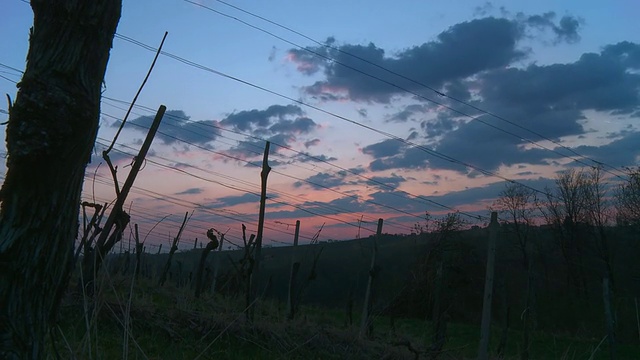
[249,141,271,321]
[360,218,383,339]
[478,212,499,360]
[287,220,301,319]
[84,105,165,288]
[134,224,142,279]
[603,276,616,359]
[96,105,166,252]
[635,298,640,342]
[210,232,226,295]
[158,211,190,286]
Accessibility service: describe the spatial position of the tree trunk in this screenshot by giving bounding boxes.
[0,1,121,358]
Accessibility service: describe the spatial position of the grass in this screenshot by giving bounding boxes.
[52,272,640,359]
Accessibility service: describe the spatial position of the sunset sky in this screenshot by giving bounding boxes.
[1,1,639,251]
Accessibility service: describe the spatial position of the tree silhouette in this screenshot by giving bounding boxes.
[0,1,121,358]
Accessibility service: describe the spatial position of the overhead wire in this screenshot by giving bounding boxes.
[111,33,567,206]
[5,5,613,226]
[7,0,631,180]
[198,0,629,179]
[99,100,430,227]
[94,133,413,234]
[97,105,436,230]
[88,168,318,242]
[91,139,391,241]
[102,93,487,221]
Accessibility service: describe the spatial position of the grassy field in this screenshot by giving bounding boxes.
[53,273,639,359]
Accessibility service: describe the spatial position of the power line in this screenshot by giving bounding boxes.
[98,102,429,225]
[7,0,630,180]
[102,93,486,221]
[0,62,24,74]
[92,139,390,238]
[94,133,414,234]
[198,0,628,179]
[111,33,566,204]
[88,168,317,242]
[6,10,619,219]
[0,74,17,84]
[97,104,455,228]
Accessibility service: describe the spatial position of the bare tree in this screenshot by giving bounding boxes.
[494,183,537,268]
[427,212,465,358]
[539,169,590,297]
[582,167,614,282]
[0,2,121,358]
[494,183,537,360]
[616,167,640,228]
[582,167,618,358]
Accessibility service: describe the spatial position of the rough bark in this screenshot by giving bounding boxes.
[0,1,121,358]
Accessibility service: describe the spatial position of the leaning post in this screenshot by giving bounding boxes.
[478,212,499,360]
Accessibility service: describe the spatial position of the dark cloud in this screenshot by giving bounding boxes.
[442,80,472,102]
[362,139,406,158]
[569,131,640,168]
[473,2,494,17]
[366,174,406,191]
[113,110,221,146]
[304,138,320,148]
[387,104,427,123]
[225,138,266,160]
[478,45,640,114]
[290,17,526,102]
[293,171,349,190]
[175,187,204,195]
[286,36,335,75]
[602,41,640,69]
[220,105,320,159]
[349,167,367,175]
[421,113,462,138]
[290,167,368,191]
[220,105,303,132]
[292,152,338,163]
[207,193,260,208]
[523,12,581,44]
[369,146,431,172]
[268,117,317,134]
[428,178,555,207]
[367,190,426,213]
[554,16,581,43]
[367,112,571,174]
[287,11,587,104]
[407,131,420,141]
[228,134,293,161]
[367,42,640,174]
[265,194,366,219]
[358,146,419,172]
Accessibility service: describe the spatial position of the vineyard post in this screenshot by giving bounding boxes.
[287,220,301,319]
[158,211,190,286]
[85,105,166,288]
[478,212,499,360]
[134,224,142,279]
[210,232,226,295]
[360,218,383,338]
[603,276,617,359]
[249,141,271,321]
[195,235,218,298]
